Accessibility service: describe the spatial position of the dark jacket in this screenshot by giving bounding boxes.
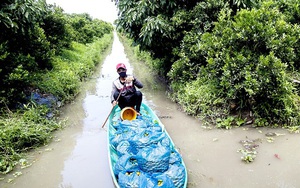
[111,75,143,102]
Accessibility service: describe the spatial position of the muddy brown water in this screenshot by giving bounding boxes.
[1,32,300,188]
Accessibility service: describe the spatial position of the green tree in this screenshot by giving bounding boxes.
[41,4,73,54]
[115,0,194,75]
[114,0,261,76]
[188,2,300,125]
[0,0,52,107]
[0,0,114,108]
[66,13,113,44]
[168,0,228,82]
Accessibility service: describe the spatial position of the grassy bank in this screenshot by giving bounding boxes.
[0,33,114,176]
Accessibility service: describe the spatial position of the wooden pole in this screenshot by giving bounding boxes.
[101,89,122,128]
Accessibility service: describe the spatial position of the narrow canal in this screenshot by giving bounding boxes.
[1,32,300,188]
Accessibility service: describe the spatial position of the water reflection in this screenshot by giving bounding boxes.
[60,32,127,188]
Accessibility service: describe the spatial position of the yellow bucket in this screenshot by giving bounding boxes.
[120,107,137,121]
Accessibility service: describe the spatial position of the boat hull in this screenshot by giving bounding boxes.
[107,103,187,188]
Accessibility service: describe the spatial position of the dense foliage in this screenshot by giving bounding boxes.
[114,0,300,129]
[199,4,300,125]
[0,0,113,109]
[66,13,113,44]
[115,0,261,74]
[116,0,196,75]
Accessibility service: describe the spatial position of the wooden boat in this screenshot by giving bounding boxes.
[107,103,188,188]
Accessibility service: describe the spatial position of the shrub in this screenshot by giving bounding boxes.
[198,2,300,126]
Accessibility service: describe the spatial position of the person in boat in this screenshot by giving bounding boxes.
[111,63,143,115]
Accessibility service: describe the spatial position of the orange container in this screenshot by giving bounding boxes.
[120,107,137,121]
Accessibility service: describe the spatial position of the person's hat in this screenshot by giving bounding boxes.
[116,63,127,70]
